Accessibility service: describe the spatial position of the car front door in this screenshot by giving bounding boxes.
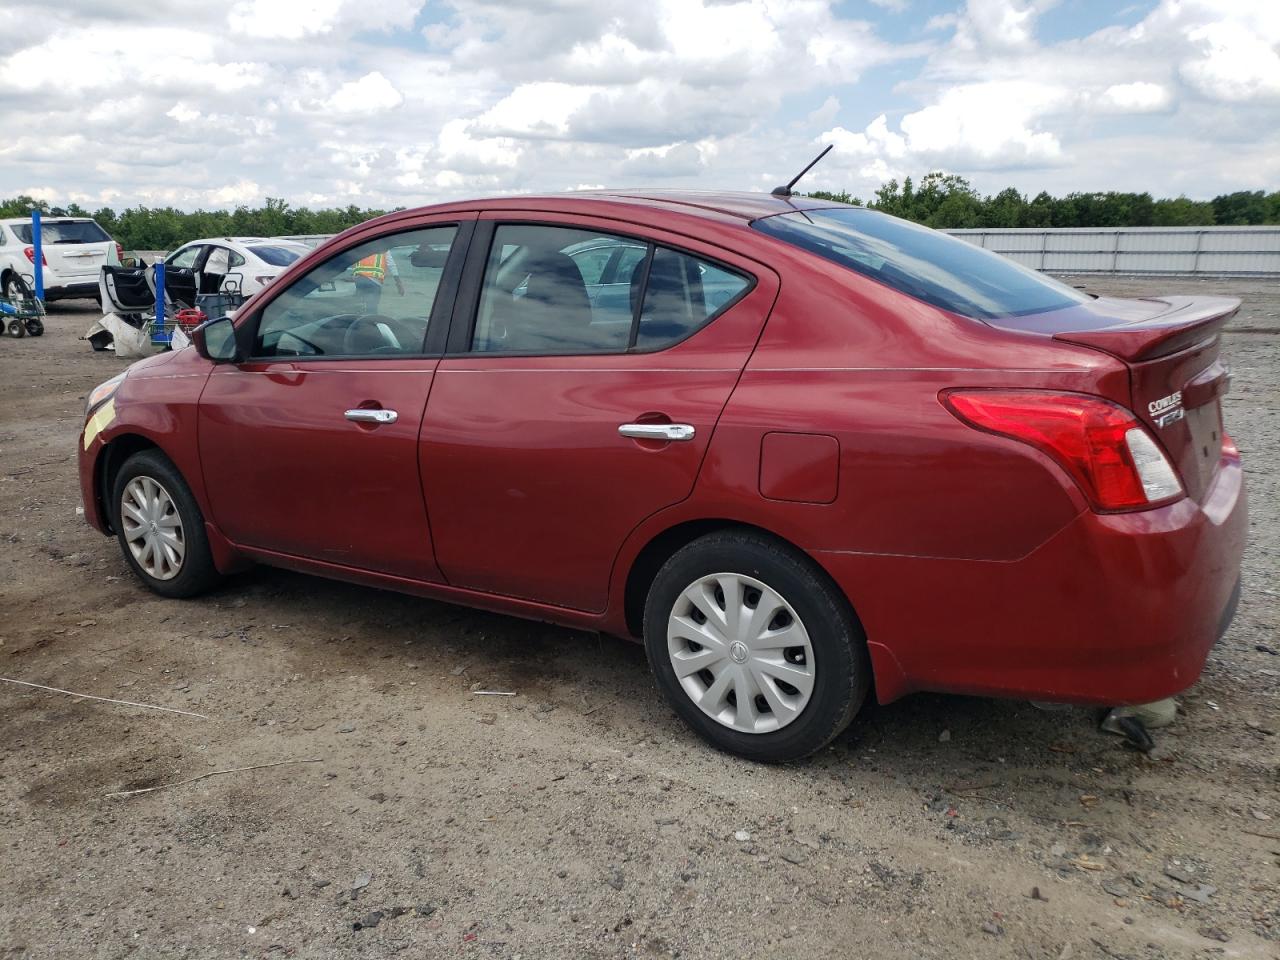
[163,244,204,308]
[197,215,475,579]
[420,214,778,612]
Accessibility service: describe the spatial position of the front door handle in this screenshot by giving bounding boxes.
[345,408,398,424]
[618,422,695,442]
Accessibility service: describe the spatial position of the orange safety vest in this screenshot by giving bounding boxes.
[352,253,387,284]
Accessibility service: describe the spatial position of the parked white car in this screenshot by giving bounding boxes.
[162,237,312,299]
[0,217,121,302]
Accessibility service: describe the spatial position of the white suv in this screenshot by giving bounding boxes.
[0,217,121,303]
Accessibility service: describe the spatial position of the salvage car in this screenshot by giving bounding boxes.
[159,237,311,301]
[77,191,1246,762]
[1,216,121,303]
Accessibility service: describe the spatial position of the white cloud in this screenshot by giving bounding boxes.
[0,0,1277,212]
[1180,20,1280,101]
[328,72,404,114]
[228,0,345,38]
[0,26,266,94]
[227,0,423,39]
[167,103,202,124]
[823,82,1067,172]
[1097,81,1172,112]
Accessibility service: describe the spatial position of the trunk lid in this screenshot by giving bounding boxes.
[987,295,1239,503]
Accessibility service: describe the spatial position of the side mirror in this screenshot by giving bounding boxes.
[191,316,240,363]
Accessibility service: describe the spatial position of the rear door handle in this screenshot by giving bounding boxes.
[345,408,398,424]
[618,423,695,442]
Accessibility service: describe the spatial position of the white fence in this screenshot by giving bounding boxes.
[944,226,1280,277]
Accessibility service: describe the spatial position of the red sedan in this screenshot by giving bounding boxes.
[78,191,1246,762]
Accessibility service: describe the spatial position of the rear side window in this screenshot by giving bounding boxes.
[635,250,749,351]
[472,224,751,355]
[14,220,111,244]
[249,245,304,267]
[752,207,1089,320]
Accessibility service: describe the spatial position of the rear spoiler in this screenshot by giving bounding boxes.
[1052,296,1240,362]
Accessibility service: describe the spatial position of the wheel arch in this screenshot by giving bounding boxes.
[620,518,868,648]
[94,433,164,534]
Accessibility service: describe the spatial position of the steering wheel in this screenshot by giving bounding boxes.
[341,314,403,355]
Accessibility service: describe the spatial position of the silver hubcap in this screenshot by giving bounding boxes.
[667,572,815,734]
[120,476,185,581]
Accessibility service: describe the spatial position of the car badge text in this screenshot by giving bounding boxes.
[1148,391,1184,428]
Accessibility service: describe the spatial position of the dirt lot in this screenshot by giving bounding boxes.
[1,278,1277,959]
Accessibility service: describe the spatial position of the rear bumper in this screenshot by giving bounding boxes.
[819,453,1247,705]
[46,282,100,301]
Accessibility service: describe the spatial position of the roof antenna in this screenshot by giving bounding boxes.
[771,145,833,197]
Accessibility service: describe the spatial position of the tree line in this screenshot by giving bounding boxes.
[0,196,390,251]
[808,172,1280,230]
[1,175,1278,250]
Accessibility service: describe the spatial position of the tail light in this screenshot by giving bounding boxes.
[115,242,125,263]
[254,275,275,286]
[943,390,1184,512]
[1222,430,1239,459]
[23,246,47,266]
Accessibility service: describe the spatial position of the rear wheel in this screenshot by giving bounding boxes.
[643,530,869,763]
[24,318,43,337]
[7,318,24,338]
[111,450,221,598]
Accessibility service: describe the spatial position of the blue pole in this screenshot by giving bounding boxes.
[31,209,44,301]
[154,261,165,334]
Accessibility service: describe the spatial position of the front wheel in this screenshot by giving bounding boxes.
[111,450,221,598]
[643,531,869,763]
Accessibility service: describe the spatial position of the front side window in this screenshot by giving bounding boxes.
[752,207,1089,321]
[167,245,203,270]
[472,225,750,355]
[253,225,458,358]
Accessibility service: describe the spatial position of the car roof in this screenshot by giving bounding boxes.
[374,189,843,227]
[179,237,310,248]
[0,216,98,224]
[565,189,840,221]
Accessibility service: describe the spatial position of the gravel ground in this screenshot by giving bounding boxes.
[1,277,1277,959]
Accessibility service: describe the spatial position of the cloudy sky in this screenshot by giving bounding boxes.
[1,0,1277,211]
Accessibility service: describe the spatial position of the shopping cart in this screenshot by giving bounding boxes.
[0,276,46,338]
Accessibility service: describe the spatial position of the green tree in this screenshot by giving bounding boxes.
[1212,190,1269,225]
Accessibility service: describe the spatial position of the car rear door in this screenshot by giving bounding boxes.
[419,213,778,612]
[197,214,476,579]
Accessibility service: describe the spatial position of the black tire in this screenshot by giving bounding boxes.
[110,449,221,598]
[643,530,870,763]
[3,273,30,301]
[25,318,43,337]
[7,318,24,338]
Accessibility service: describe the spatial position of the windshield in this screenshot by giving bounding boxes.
[13,220,111,245]
[752,207,1089,320]
[249,245,305,267]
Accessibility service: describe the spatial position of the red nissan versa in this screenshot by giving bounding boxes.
[77,191,1246,762]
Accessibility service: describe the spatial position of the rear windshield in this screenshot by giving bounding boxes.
[248,245,304,267]
[13,220,112,245]
[752,207,1089,320]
